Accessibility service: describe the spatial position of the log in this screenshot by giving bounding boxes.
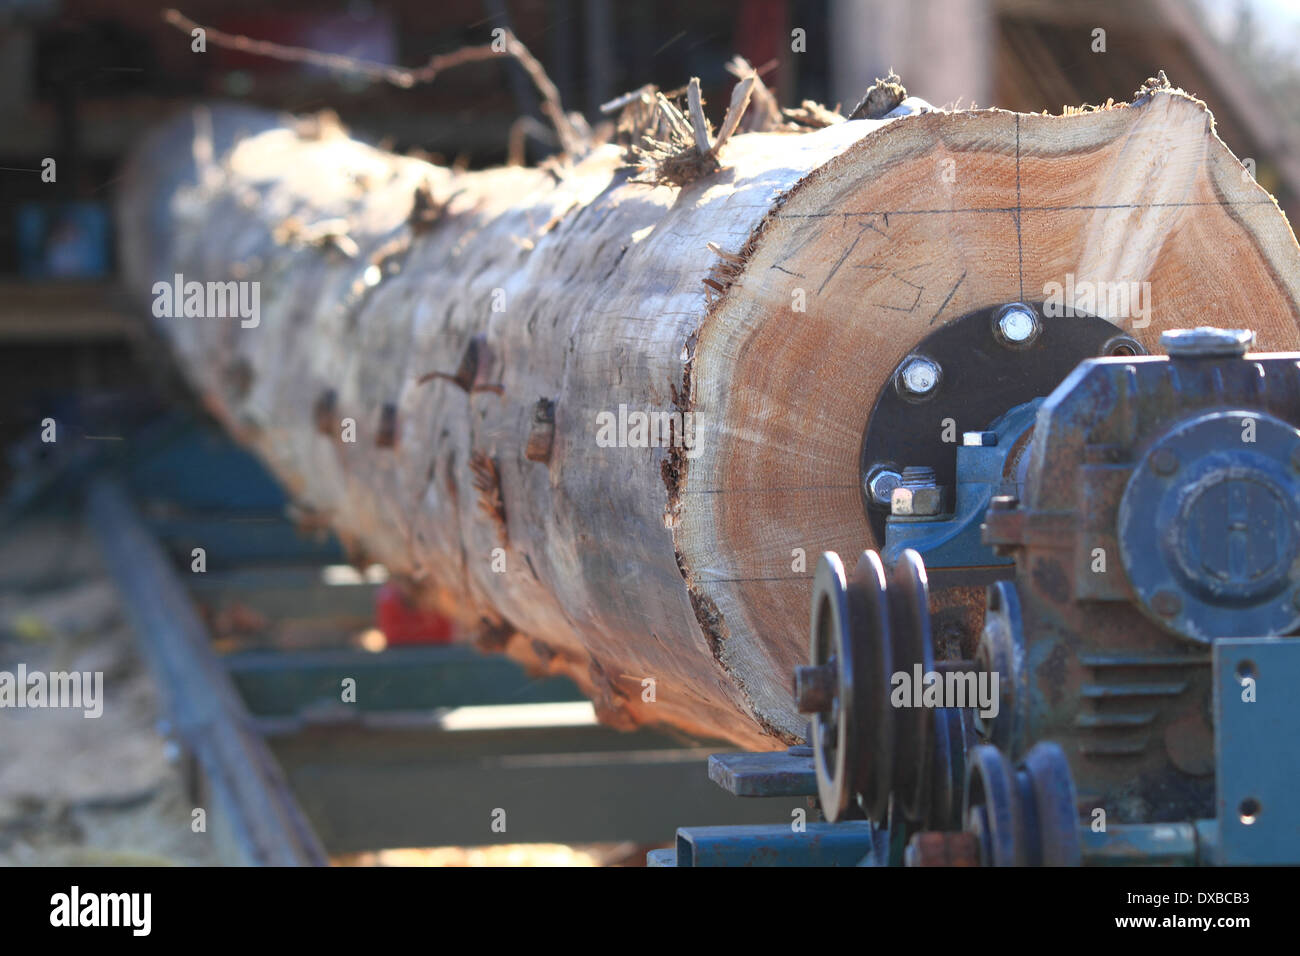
[118,82,1300,749]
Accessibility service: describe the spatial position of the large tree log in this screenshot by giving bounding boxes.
[118,85,1300,749]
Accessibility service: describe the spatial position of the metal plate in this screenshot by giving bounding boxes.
[861,306,1140,543]
[1214,637,1300,865]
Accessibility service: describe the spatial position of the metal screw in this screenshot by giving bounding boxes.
[994,303,1041,347]
[1160,327,1255,358]
[1152,589,1183,617]
[794,664,836,713]
[865,465,903,507]
[897,356,942,398]
[1151,448,1179,476]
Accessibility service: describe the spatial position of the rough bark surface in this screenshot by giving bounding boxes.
[119,88,1300,749]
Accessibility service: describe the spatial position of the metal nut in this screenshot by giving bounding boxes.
[891,466,944,516]
[896,356,941,398]
[891,484,944,516]
[994,303,1041,347]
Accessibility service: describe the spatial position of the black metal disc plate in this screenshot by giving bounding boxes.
[860,305,1143,544]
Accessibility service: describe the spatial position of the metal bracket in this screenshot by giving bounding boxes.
[1214,637,1300,865]
[707,749,817,798]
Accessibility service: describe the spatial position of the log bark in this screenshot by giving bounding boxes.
[118,87,1300,749]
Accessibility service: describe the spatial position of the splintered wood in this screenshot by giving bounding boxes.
[118,84,1300,748]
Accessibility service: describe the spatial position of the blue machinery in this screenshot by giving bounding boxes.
[653,322,1300,866]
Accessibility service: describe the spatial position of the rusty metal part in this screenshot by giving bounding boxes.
[978,337,1300,823]
[904,830,980,866]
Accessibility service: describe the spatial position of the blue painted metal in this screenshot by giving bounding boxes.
[883,399,1039,568]
[669,821,880,867]
[1079,821,1210,866]
[227,645,582,717]
[708,749,817,797]
[1214,637,1300,865]
[1120,413,1300,643]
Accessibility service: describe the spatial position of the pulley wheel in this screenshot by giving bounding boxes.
[887,549,935,823]
[808,552,860,821]
[847,550,895,822]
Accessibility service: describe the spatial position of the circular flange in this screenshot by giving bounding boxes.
[860,305,1145,542]
[1119,410,1300,642]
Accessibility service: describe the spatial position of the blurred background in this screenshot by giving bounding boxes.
[1,0,1298,866]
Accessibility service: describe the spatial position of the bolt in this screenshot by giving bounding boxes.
[897,356,941,398]
[1151,448,1179,476]
[995,303,1041,347]
[794,664,836,713]
[865,465,903,507]
[1152,589,1183,617]
[891,466,944,516]
[1160,327,1255,358]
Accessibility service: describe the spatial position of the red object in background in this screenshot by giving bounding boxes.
[376,582,454,645]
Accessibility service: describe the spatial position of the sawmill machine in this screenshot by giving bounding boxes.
[653,312,1300,867]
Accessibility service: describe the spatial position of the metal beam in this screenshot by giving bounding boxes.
[87,480,328,866]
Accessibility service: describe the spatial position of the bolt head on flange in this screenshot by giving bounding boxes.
[994,303,1041,348]
[896,356,942,399]
[864,465,903,508]
[1160,327,1255,358]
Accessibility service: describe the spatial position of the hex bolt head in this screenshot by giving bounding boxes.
[994,303,1041,348]
[865,465,903,507]
[1151,448,1179,476]
[896,356,942,399]
[794,664,836,714]
[1152,589,1183,617]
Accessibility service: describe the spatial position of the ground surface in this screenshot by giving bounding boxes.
[0,515,217,865]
